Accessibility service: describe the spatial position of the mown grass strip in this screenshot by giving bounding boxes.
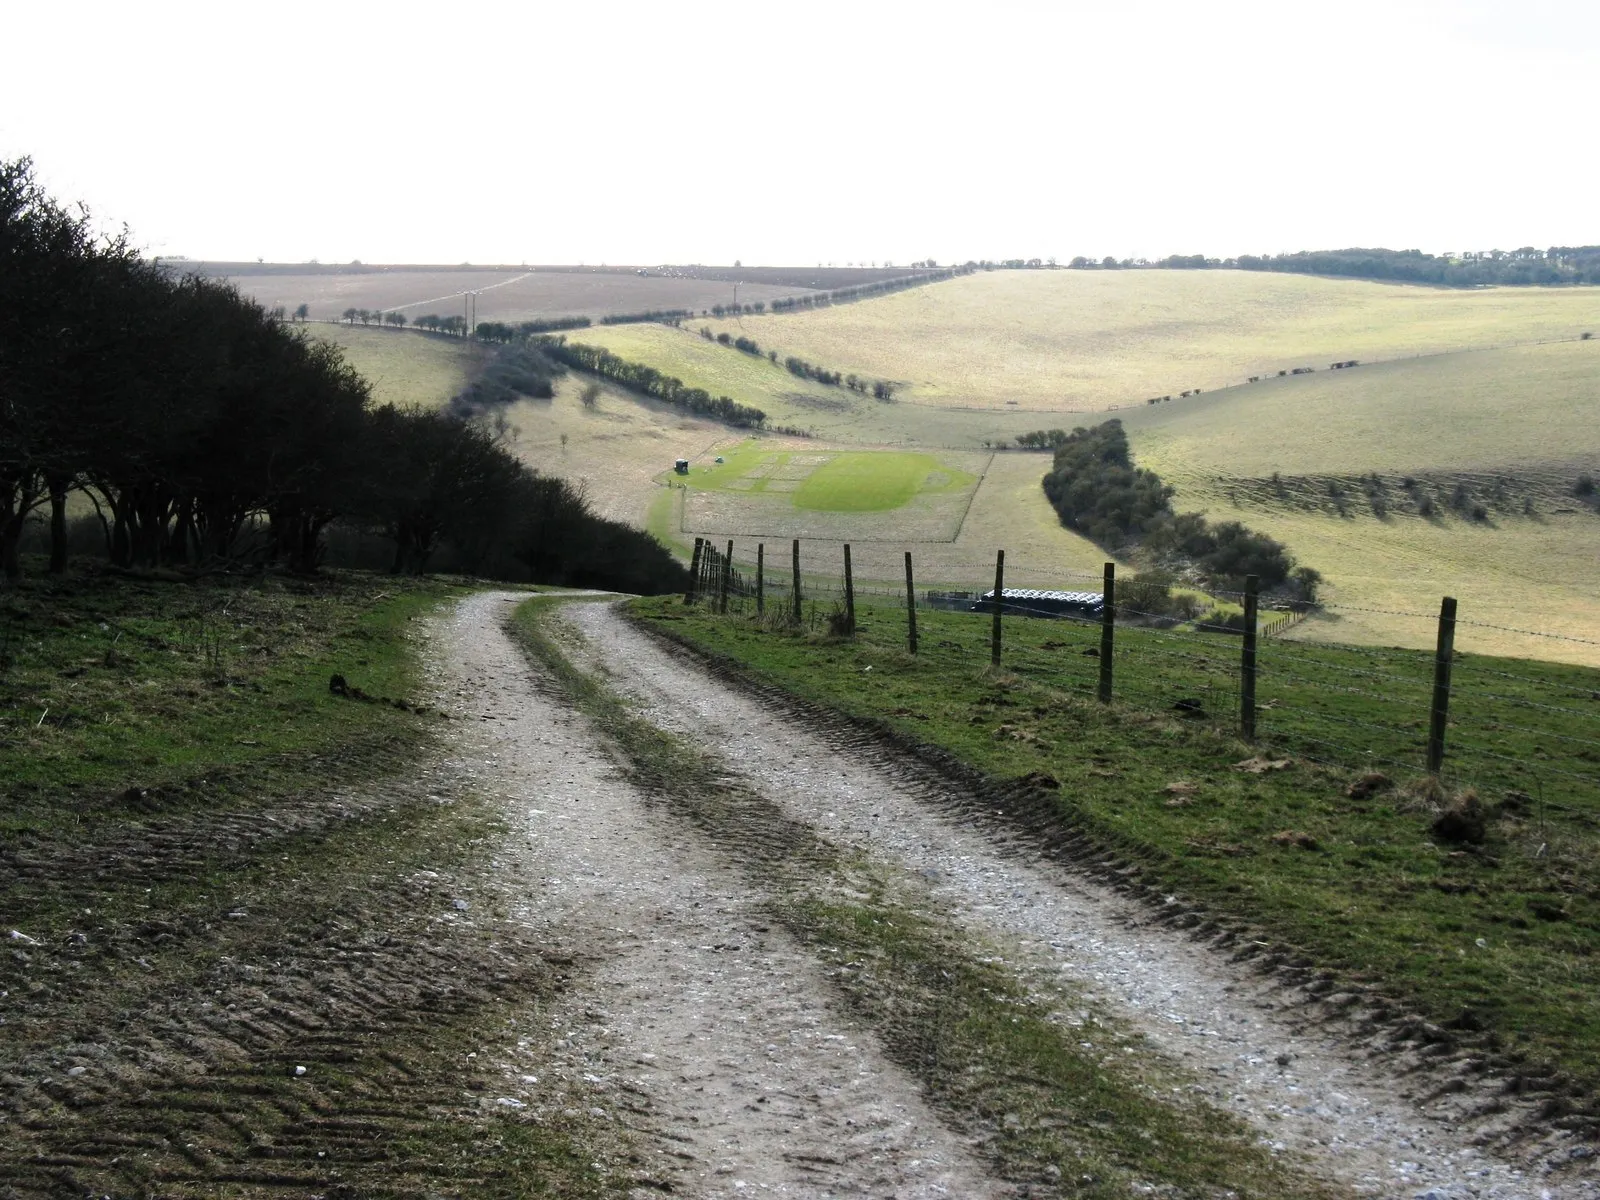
[511,596,1343,1199]
[628,594,1600,1116]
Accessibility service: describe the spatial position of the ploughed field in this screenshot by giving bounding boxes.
[203,261,939,325]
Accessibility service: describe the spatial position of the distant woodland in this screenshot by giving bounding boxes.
[1059,246,1600,287]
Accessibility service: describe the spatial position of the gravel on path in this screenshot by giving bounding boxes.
[426,593,1009,1198]
[560,599,1598,1200]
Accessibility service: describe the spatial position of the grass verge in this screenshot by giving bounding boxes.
[627,594,1600,1122]
[510,596,1343,1198]
[1,566,458,835]
[0,568,628,1197]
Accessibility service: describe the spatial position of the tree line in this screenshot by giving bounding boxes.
[600,307,693,326]
[1063,246,1600,287]
[765,265,974,314]
[343,307,411,328]
[696,327,897,400]
[1038,420,1319,599]
[0,157,685,592]
[534,337,768,428]
[473,315,592,342]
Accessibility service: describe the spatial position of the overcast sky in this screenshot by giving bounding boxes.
[4,1,1596,266]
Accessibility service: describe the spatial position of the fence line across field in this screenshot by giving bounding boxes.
[678,537,1600,797]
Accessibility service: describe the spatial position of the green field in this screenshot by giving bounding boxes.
[668,444,988,549]
[687,444,975,511]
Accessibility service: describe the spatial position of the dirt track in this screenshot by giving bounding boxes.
[431,593,1004,1197]
[549,598,1597,1200]
[4,591,1595,1197]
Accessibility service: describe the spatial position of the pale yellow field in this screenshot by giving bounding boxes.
[316,277,1600,662]
[570,322,1052,448]
[503,374,733,528]
[1123,339,1600,477]
[1181,483,1600,665]
[701,269,1600,411]
[316,325,484,410]
[1115,336,1600,664]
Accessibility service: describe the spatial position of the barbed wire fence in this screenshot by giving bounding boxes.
[680,537,1600,826]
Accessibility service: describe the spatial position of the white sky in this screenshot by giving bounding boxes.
[4,1,1596,265]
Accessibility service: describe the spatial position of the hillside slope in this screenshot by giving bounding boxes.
[1122,340,1600,663]
[698,269,1600,411]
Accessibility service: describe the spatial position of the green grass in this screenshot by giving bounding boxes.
[684,441,977,511]
[0,566,457,833]
[797,449,972,510]
[509,596,1341,1198]
[631,594,1600,1108]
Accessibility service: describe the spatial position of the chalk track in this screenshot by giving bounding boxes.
[4,591,1594,1198]
[554,598,1599,1199]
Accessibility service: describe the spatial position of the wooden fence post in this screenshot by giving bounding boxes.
[686,537,704,604]
[756,543,765,615]
[792,539,802,624]
[1241,574,1259,740]
[718,540,733,614]
[1098,562,1115,703]
[1426,596,1458,774]
[843,543,855,635]
[990,549,1005,667]
[904,551,918,655]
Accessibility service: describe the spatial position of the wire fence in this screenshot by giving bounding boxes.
[681,537,1600,821]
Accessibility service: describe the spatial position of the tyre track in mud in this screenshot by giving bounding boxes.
[561,599,1600,1200]
[0,768,585,1199]
[1,599,625,1199]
